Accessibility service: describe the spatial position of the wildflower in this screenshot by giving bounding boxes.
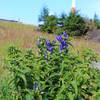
[56,35,62,42]
[63,31,68,39]
[60,44,64,51]
[46,40,51,47]
[61,40,67,46]
[59,44,68,51]
[59,40,68,51]
[46,40,54,53]
[47,46,53,53]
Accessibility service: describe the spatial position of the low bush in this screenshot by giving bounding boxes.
[38,7,89,36]
[64,12,89,36]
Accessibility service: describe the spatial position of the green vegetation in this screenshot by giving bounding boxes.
[0,32,100,100]
[0,21,36,30]
[94,14,100,29]
[39,7,89,36]
[0,8,100,100]
[0,20,55,57]
[39,7,57,33]
[63,12,89,36]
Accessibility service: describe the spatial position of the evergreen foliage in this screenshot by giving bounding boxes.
[38,7,89,36]
[64,12,88,36]
[94,14,100,29]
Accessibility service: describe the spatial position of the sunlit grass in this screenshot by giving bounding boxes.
[0,21,55,57]
[72,37,100,56]
[0,22,99,56]
[0,21,36,30]
[0,20,100,57]
[0,21,100,99]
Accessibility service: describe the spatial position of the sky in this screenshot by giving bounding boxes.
[0,0,100,25]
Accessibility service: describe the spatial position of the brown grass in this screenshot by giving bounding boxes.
[0,20,100,57]
[72,37,100,56]
[0,21,55,77]
[0,21,100,79]
[0,21,55,57]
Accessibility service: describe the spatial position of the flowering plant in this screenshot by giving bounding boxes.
[5,32,100,100]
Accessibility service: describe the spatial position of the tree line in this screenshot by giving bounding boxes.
[38,7,100,36]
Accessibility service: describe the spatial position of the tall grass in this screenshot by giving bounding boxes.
[0,35,99,100]
[0,21,55,57]
[0,21,100,99]
[72,37,100,56]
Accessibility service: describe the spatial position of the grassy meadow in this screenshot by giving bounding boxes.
[0,20,100,74]
[0,21,100,56]
[0,21,100,99]
[0,21,55,57]
[0,21,55,84]
[0,21,100,72]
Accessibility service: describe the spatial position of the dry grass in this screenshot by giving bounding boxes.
[0,20,99,57]
[72,37,100,56]
[0,20,100,78]
[0,21,55,57]
[0,21,55,77]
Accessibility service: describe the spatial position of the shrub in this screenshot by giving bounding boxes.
[7,46,36,99]
[39,7,88,36]
[38,7,58,33]
[64,12,88,36]
[36,32,100,99]
[0,74,18,100]
[94,14,100,29]
[38,6,49,22]
[43,15,58,33]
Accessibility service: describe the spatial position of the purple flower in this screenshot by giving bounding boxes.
[59,40,68,51]
[61,40,66,46]
[46,40,51,47]
[47,47,53,53]
[60,44,64,51]
[63,31,68,39]
[56,35,62,42]
[45,40,54,53]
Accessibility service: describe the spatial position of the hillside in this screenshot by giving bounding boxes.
[87,29,100,41]
[0,20,100,100]
[0,20,55,57]
[0,20,100,57]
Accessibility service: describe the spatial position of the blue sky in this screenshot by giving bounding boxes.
[0,0,100,25]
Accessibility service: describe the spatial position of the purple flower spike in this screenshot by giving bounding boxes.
[56,35,62,42]
[46,40,51,47]
[63,31,68,39]
[60,44,64,51]
[47,47,53,53]
[61,40,66,46]
[59,40,68,51]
